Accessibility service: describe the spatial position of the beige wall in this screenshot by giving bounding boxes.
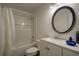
[33,3,79,41]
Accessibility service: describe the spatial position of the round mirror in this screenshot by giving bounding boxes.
[52,6,76,34]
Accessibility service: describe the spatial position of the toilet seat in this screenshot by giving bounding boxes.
[25,47,38,56]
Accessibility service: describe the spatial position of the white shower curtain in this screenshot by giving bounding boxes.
[0,6,5,55]
[2,7,16,55]
[2,6,32,56]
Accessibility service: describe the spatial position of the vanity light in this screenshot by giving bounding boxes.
[57,3,61,5]
[50,3,56,9]
[50,6,54,9]
[50,3,61,9]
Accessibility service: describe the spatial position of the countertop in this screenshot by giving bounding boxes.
[40,37,79,53]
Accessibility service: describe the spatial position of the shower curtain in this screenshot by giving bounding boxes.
[2,6,33,55]
[0,6,5,56]
[2,7,16,55]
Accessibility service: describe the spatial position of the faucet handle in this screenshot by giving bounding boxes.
[54,34,61,38]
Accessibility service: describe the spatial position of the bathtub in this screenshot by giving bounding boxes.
[5,42,36,56]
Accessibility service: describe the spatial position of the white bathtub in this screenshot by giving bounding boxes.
[6,42,36,56]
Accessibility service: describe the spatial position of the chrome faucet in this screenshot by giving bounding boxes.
[54,34,65,40]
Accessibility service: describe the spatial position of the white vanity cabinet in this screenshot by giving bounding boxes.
[38,40,62,56]
[63,48,79,56]
[38,41,48,56]
[47,42,62,56]
[37,38,79,56]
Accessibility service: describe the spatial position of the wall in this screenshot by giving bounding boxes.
[34,3,79,41]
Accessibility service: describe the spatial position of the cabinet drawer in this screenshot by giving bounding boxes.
[63,48,79,56]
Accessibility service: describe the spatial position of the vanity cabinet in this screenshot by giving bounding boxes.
[47,43,62,56]
[38,41,48,56]
[37,39,79,56]
[38,41,62,56]
[63,48,79,56]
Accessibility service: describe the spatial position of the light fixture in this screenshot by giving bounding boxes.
[50,3,61,9]
[50,6,54,9]
[57,3,61,5]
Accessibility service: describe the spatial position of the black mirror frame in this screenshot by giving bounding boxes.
[52,6,76,34]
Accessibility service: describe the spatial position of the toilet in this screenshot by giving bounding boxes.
[25,47,39,56]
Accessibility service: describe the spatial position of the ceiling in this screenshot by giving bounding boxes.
[2,3,44,13]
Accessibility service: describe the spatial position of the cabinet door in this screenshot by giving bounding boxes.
[63,48,79,56]
[37,41,62,56]
[47,43,62,56]
[37,41,48,56]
